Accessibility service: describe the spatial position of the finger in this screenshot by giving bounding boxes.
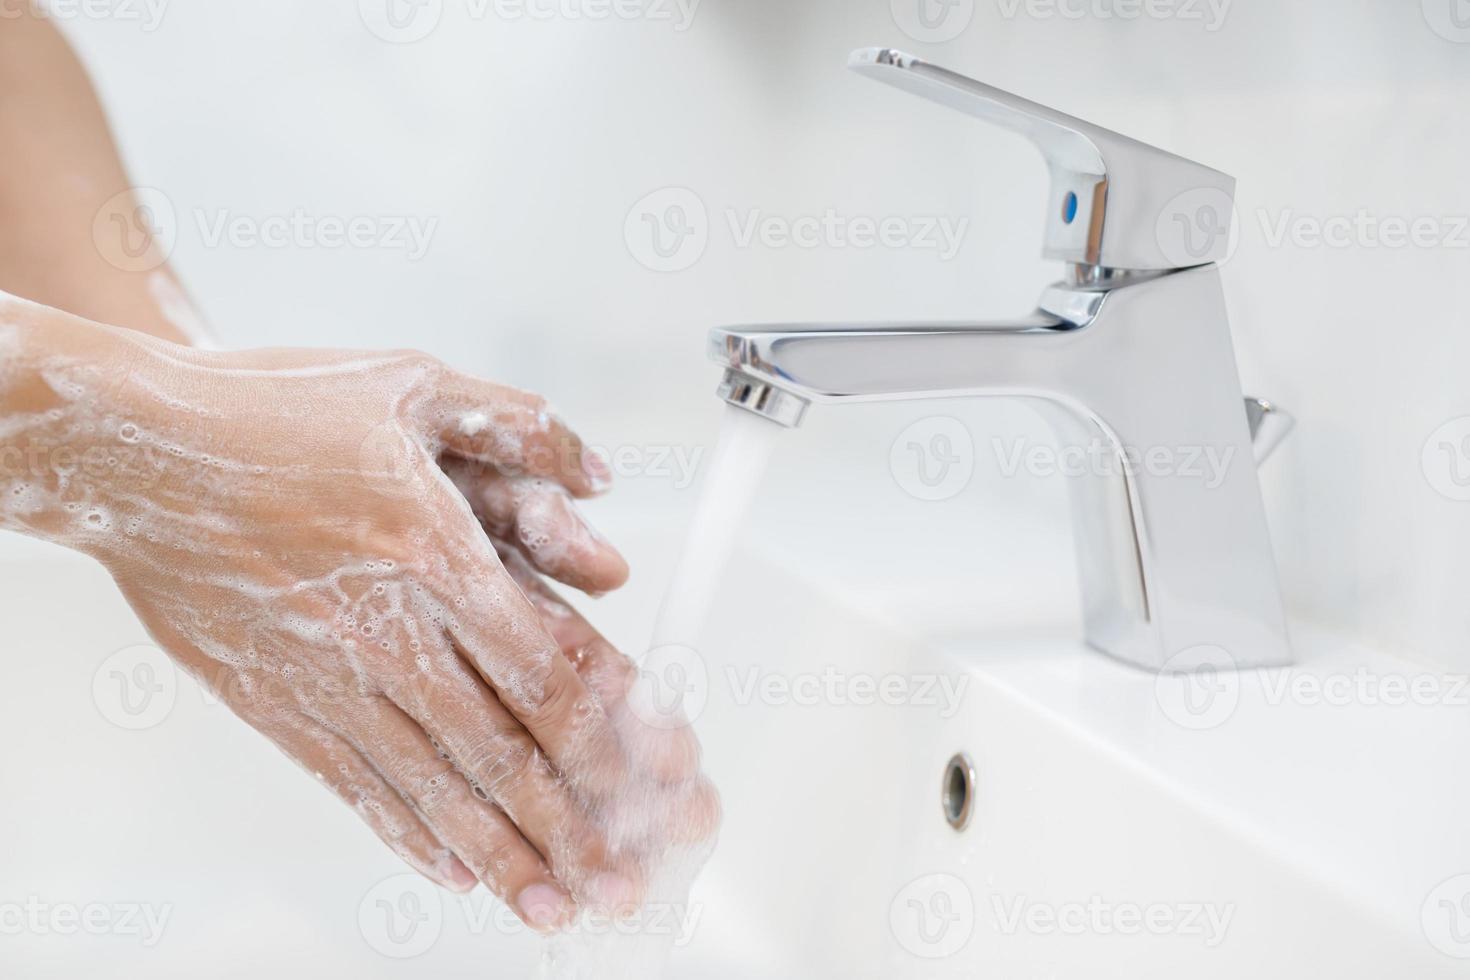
[426,550,719,859]
[557,640,721,849]
[555,636,720,847]
[390,633,636,905]
[494,544,602,652]
[340,694,576,932]
[664,776,723,848]
[583,640,706,787]
[428,527,628,800]
[494,549,700,786]
[598,770,724,852]
[443,458,628,594]
[425,375,610,498]
[266,712,478,893]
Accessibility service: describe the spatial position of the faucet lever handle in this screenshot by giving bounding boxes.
[848,47,1235,272]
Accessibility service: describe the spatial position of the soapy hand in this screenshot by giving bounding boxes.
[0,297,717,931]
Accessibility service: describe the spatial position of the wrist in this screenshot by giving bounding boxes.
[0,292,181,556]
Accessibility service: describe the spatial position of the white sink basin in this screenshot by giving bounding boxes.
[0,524,1464,977]
[671,548,1470,978]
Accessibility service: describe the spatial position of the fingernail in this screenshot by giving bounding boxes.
[582,449,612,494]
[586,872,637,911]
[446,857,479,893]
[517,883,573,932]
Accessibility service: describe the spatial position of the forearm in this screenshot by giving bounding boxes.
[0,291,164,550]
[0,12,201,345]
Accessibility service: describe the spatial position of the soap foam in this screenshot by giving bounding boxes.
[0,294,726,948]
[0,301,715,911]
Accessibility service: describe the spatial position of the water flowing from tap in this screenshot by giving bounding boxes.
[540,403,785,979]
[652,403,785,649]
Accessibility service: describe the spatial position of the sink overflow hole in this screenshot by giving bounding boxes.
[943,753,975,832]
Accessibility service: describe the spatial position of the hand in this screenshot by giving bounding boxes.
[0,303,717,930]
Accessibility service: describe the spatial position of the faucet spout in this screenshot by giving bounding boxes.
[710,265,1292,672]
[712,313,1076,412]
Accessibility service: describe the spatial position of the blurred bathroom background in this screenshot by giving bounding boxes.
[45,0,1469,671]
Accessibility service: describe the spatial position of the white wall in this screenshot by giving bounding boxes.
[55,0,1470,670]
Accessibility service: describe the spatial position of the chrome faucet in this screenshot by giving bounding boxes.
[710,48,1292,672]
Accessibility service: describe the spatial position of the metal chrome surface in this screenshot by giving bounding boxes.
[1246,397,1295,464]
[709,50,1290,671]
[713,265,1291,671]
[715,368,809,428]
[942,753,977,832]
[850,47,1236,272]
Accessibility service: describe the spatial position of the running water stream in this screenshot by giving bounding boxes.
[651,403,785,649]
[541,403,786,978]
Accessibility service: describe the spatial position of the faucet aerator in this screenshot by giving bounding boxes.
[717,369,810,429]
